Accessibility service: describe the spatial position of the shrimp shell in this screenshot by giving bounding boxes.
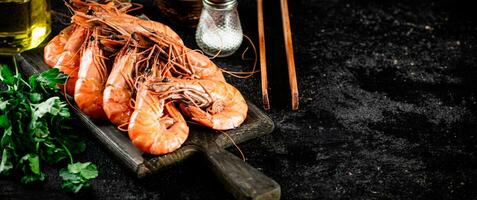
[128,85,189,155]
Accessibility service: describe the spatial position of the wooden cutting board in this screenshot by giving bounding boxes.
[16,48,280,200]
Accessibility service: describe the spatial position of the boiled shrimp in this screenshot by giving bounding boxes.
[44,25,74,67]
[128,84,189,155]
[150,78,247,130]
[74,28,108,119]
[103,46,139,126]
[54,25,88,95]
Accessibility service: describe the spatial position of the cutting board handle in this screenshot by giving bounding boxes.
[203,148,281,200]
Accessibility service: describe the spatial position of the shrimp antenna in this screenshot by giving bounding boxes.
[221,34,259,79]
[220,130,246,161]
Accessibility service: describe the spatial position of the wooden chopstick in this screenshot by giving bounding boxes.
[280,0,299,110]
[257,0,270,110]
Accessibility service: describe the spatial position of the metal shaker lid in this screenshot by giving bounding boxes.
[206,0,234,3]
[204,0,237,7]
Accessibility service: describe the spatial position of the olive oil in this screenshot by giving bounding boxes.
[0,0,51,55]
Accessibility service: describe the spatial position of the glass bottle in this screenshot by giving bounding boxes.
[195,0,243,57]
[0,0,51,55]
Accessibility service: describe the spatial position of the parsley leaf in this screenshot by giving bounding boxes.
[0,64,98,193]
[60,162,98,193]
[0,64,16,86]
[19,154,46,184]
[29,68,67,94]
[0,149,13,175]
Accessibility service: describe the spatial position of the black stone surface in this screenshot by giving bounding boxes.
[2,0,477,199]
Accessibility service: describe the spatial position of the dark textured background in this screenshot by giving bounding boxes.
[2,0,477,199]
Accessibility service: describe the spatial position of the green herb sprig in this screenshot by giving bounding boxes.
[0,64,98,193]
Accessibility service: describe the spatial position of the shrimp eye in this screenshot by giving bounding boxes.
[86,9,94,15]
[109,34,117,40]
[131,32,139,40]
[162,78,170,82]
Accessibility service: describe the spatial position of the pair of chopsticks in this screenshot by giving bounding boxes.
[257,0,299,110]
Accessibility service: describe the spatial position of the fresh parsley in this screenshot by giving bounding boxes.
[60,162,98,193]
[0,64,98,193]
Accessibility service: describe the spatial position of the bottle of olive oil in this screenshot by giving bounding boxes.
[0,0,51,55]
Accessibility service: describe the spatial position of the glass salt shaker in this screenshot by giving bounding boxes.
[195,0,243,57]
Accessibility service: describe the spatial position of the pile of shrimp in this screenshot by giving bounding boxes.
[44,0,248,155]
